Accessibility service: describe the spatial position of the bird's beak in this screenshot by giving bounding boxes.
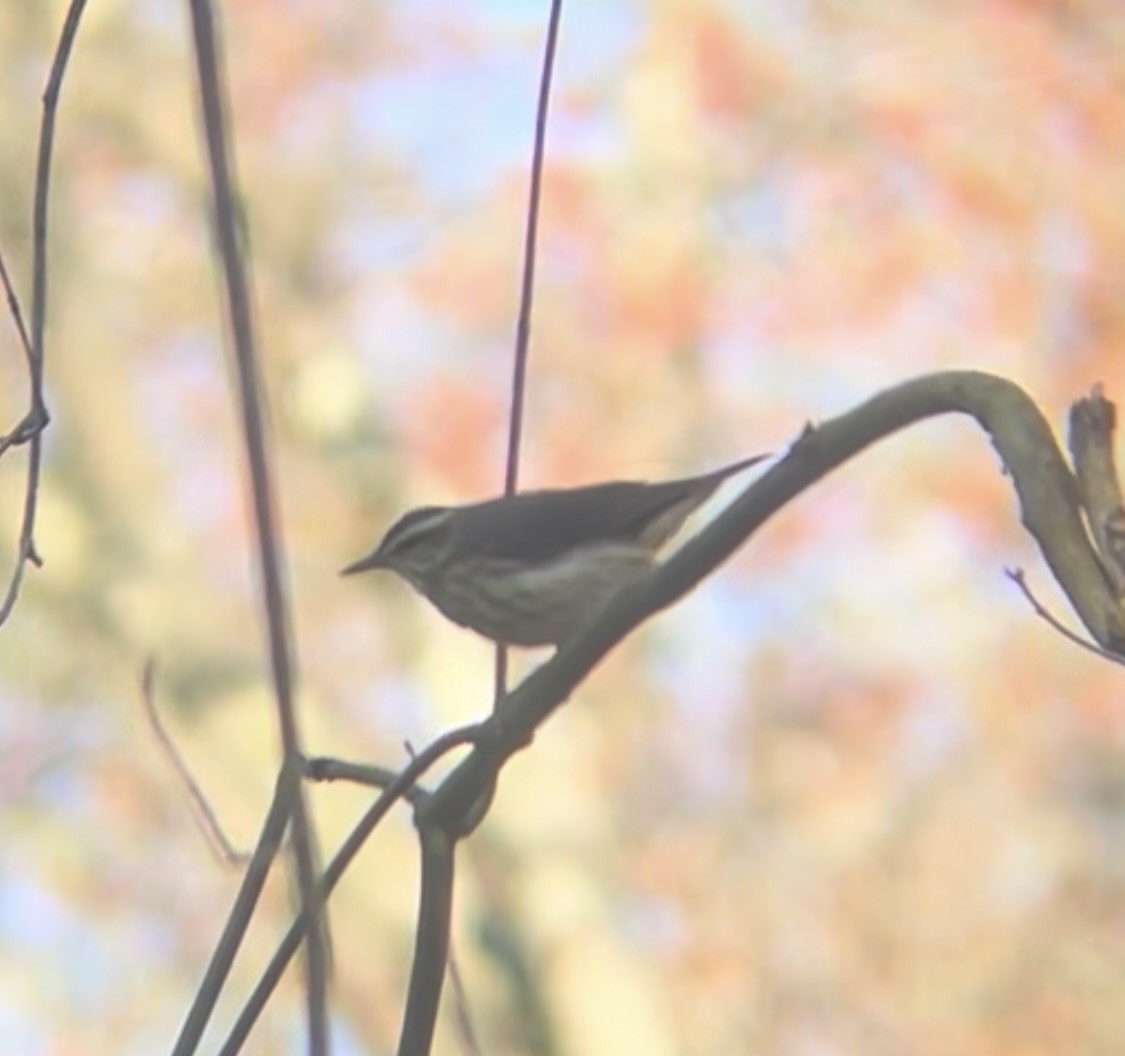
[340,548,386,576]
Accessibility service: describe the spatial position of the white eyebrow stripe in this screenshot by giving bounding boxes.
[383,509,454,553]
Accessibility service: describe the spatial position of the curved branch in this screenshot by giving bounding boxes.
[142,661,249,865]
[418,370,1124,832]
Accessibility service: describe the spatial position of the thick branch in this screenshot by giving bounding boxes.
[395,828,456,1056]
[418,369,1124,833]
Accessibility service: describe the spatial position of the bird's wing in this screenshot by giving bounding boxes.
[456,456,764,564]
[453,482,650,562]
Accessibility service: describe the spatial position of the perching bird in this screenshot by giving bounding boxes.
[341,454,768,648]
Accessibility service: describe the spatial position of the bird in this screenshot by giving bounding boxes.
[341,453,768,648]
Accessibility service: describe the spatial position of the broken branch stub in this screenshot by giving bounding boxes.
[1068,385,1125,600]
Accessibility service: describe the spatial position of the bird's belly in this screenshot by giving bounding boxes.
[431,545,655,648]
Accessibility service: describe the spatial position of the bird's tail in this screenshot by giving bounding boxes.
[638,451,770,551]
[701,452,771,488]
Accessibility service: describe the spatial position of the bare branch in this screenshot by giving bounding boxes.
[171,769,297,1056]
[1005,567,1125,668]
[141,660,249,865]
[503,0,565,498]
[493,0,566,709]
[398,741,483,1056]
[0,252,32,366]
[1068,384,1125,594]
[217,724,482,1056]
[0,0,89,624]
[396,828,456,1056]
[303,756,432,806]
[446,947,484,1056]
[183,1,328,1047]
[417,370,1125,835]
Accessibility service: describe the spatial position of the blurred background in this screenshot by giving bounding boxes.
[2,0,1125,1053]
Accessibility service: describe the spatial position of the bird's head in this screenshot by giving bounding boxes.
[341,505,456,589]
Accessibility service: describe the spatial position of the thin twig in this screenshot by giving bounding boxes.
[493,0,566,710]
[217,724,482,1056]
[504,0,564,492]
[0,0,87,624]
[446,947,484,1056]
[184,1,327,1050]
[302,756,432,806]
[141,660,249,864]
[1005,567,1125,667]
[0,252,32,364]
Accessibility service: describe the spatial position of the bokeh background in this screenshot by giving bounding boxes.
[2,0,1125,1053]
